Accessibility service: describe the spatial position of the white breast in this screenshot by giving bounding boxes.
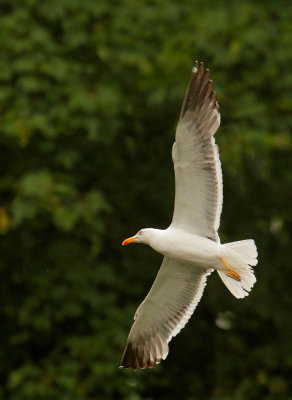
[149,227,221,267]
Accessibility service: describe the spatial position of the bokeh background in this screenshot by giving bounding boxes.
[0,0,291,399]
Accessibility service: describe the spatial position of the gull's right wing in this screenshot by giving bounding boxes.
[120,257,212,369]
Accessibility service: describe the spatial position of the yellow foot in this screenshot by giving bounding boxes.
[221,257,241,281]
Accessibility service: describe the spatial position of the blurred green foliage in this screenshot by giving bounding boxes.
[0,0,291,399]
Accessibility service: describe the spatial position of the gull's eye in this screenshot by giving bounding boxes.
[138,230,142,235]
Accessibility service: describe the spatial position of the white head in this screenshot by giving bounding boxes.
[122,228,155,246]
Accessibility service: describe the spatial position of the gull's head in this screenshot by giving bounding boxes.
[122,228,154,246]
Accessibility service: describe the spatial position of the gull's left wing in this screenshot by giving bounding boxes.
[120,257,212,369]
[171,61,222,241]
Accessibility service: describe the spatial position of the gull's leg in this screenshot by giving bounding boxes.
[220,257,241,281]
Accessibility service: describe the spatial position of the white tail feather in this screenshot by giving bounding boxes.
[218,240,258,299]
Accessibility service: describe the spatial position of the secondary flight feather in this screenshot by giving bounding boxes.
[120,61,258,369]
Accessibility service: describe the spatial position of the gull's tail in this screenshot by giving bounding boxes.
[217,240,258,299]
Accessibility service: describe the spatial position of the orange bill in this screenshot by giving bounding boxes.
[122,237,137,246]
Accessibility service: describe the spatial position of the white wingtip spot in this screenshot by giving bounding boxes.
[192,66,198,73]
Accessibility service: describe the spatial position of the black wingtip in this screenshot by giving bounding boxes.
[120,339,161,370]
[180,60,219,121]
[120,341,140,369]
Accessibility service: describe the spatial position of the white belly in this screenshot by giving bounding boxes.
[149,228,221,267]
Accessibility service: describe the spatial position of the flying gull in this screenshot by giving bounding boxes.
[120,61,258,369]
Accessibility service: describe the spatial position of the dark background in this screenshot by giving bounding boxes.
[0,0,291,399]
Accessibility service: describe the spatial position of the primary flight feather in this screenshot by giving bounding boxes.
[120,61,258,369]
